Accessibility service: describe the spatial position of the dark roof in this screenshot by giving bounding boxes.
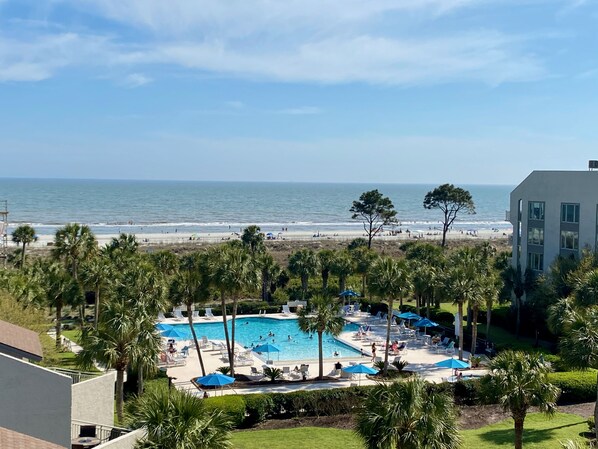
[0,426,66,449]
[0,320,43,361]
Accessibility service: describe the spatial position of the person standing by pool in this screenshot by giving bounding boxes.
[371,342,376,362]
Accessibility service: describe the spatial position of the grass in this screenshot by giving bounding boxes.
[232,427,363,449]
[230,413,589,449]
[62,329,82,344]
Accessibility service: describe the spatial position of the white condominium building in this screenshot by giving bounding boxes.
[510,166,598,272]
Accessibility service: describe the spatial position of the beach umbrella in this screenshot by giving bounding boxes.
[160,327,187,339]
[343,364,378,386]
[434,358,470,369]
[155,323,173,331]
[397,311,421,320]
[194,373,235,396]
[413,318,439,335]
[339,290,358,297]
[252,343,280,361]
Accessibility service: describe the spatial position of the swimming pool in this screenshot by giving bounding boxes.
[165,317,362,361]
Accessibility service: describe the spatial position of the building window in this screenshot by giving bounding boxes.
[528,201,545,220]
[528,253,544,271]
[561,203,580,223]
[527,227,544,246]
[560,230,579,250]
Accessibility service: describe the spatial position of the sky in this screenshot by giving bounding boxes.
[1,0,598,184]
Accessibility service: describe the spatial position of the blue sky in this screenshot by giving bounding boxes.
[1,0,598,184]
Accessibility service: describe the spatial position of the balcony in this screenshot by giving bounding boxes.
[49,367,100,384]
[71,420,131,448]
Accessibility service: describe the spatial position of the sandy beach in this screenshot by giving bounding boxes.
[24,227,511,249]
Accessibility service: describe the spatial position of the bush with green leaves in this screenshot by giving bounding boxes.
[392,359,409,372]
[242,394,273,427]
[216,366,231,375]
[548,371,596,403]
[203,395,246,428]
[263,366,283,382]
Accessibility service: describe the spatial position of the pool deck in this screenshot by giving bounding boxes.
[161,312,482,396]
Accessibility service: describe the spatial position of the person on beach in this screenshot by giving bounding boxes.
[371,343,376,362]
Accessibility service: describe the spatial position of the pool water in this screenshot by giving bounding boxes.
[167,317,362,361]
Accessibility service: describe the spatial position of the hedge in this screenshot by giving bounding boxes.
[548,371,596,403]
[203,395,246,427]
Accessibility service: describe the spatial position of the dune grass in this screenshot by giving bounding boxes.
[230,413,589,449]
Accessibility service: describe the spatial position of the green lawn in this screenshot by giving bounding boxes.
[62,329,82,344]
[231,413,589,449]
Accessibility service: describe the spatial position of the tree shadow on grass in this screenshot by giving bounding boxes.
[479,421,585,445]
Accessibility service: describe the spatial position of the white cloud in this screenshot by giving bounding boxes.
[122,72,152,87]
[0,0,555,85]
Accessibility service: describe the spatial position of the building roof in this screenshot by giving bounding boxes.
[0,426,66,449]
[0,320,43,361]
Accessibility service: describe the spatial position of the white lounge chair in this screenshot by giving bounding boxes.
[192,310,200,320]
[157,311,166,322]
[173,308,184,321]
[282,305,292,316]
[200,336,209,348]
[205,308,215,319]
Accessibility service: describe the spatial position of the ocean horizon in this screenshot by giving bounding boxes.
[0,178,513,236]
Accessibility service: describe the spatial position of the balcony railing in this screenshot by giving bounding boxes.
[49,367,100,384]
[71,419,131,445]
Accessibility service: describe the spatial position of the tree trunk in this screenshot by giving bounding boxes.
[486,306,492,340]
[230,298,238,376]
[322,271,329,293]
[515,296,521,339]
[383,298,394,376]
[55,302,62,351]
[115,368,125,424]
[301,275,308,300]
[470,306,478,356]
[187,302,206,377]
[426,295,431,319]
[220,291,233,374]
[318,331,324,380]
[361,275,366,298]
[458,301,464,360]
[261,273,269,301]
[594,371,598,443]
[20,242,26,269]
[416,294,421,316]
[367,221,373,249]
[339,276,346,294]
[94,286,100,329]
[514,415,525,449]
[137,368,144,395]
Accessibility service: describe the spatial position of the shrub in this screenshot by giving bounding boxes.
[203,395,246,427]
[430,311,455,325]
[392,360,409,372]
[588,416,595,433]
[216,366,230,375]
[263,367,283,382]
[242,394,273,426]
[548,371,596,403]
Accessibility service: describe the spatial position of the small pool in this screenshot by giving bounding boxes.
[166,317,362,361]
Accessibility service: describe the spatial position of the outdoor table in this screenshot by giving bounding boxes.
[71,436,101,449]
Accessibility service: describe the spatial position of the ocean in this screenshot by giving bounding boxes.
[0,178,513,236]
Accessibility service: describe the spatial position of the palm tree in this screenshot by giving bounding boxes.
[241,225,265,254]
[104,232,138,259]
[80,256,111,328]
[27,260,81,350]
[317,249,335,292]
[209,245,259,375]
[368,256,412,375]
[350,246,376,299]
[444,263,476,361]
[149,250,179,276]
[297,295,344,379]
[488,351,559,449]
[78,295,161,423]
[331,250,354,294]
[356,377,461,449]
[170,253,209,377]
[502,264,536,338]
[411,261,436,317]
[11,224,37,269]
[127,384,232,449]
[550,302,598,442]
[288,248,319,300]
[256,252,281,302]
[52,223,97,281]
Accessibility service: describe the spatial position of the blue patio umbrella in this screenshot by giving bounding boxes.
[194,373,235,396]
[434,358,470,369]
[397,312,421,324]
[339,290,358,297]
[343,363,378,385]
[252,343,280,361]
[160,327,187,339]
[155,323,173,331]
[413,318,439,335]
